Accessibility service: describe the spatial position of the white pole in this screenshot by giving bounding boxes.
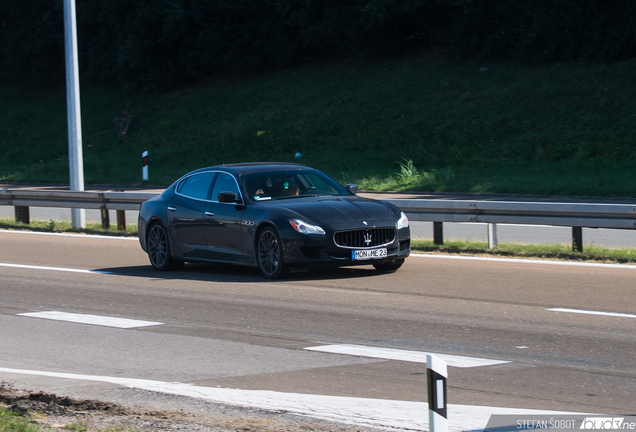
[63,0,86,228]
[488,223,498,249]
[427,354,448,432]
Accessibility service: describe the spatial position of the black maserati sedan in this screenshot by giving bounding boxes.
[138,163,410,278]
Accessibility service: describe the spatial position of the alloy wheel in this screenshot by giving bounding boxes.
[148,224,169,269]
[257,228,289,278]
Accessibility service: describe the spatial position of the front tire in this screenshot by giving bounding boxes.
[257,227,289,279]
[373,259,404,272]
[147,223,183,271]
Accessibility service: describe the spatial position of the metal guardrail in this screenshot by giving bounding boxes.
[0,189,158,211]
[1,189,635,251]
[0,189,159,231]
[384,199,636,230]
[384,199,636,251]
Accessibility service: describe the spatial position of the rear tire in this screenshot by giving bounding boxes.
[257,227,289,279]
[373,259,404,272]
[147,223,184,271]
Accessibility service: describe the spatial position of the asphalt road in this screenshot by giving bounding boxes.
[1,230,635,429]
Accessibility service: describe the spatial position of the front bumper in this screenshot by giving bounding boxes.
[281,226,411,267]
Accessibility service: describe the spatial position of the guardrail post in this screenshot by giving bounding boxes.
[488,223,498,249]
[14,206,30,224]
[572,227,583,252]
[117,210,126,231]
[427,354,448,432]
[433,222,444,245]
[100,207,110,229]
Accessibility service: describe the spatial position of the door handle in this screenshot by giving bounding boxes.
[167,206,177,211]
[204,211,215,217]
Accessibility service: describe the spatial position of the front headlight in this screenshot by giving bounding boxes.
[397,211,409,229]
[289,219,326,235]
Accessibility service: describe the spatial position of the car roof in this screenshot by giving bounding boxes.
[188,162,314,176]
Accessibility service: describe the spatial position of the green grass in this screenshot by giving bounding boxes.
[0,218,137,237]
[358,159,636,196]
[411,240,636,264]
[63,421,87,432]
[0,409,42,432]
[1,54,636,197]
[0,409,145,432]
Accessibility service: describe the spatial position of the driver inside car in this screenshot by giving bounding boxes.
[281,179,299,196]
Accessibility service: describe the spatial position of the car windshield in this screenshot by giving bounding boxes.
[243,170,349,202]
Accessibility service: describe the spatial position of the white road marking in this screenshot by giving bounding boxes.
[412,253,636,269]
[2,229,633,269]
[0,367,587,432]
[548,308,636,319]
[18,311,163,329]
[304,344,509,368]
[0,229,137,240]
[0,262,111,274]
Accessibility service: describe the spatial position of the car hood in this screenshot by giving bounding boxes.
[278,196,396,228]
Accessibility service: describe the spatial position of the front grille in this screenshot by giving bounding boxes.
[334,228,396,248]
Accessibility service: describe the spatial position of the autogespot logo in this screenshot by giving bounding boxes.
[580,418,633,430]
[485,415,636,432]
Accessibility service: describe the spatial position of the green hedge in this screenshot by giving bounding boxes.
[2,0,636,91]
[454,0,636,63]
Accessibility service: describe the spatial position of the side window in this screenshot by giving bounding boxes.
[211,173,240,202]
[177,172,216,200]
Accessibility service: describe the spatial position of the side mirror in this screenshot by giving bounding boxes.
[345,184,359,194]
[217,191,240,203]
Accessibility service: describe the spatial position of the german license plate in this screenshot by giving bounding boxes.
[352,248,387,260]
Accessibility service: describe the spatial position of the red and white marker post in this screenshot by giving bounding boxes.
[142,151,148,181]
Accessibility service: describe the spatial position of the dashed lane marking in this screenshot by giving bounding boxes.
[548,308,636,319]
[18,311,163,329]
[304,344,509,368]
[0,262,111,274]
